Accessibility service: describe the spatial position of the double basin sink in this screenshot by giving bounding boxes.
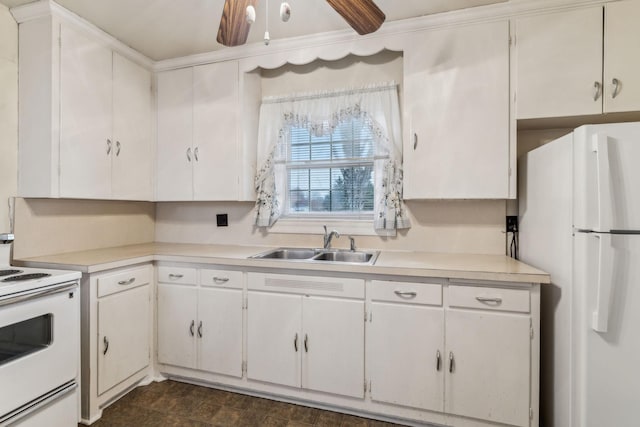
[250,247,379,265]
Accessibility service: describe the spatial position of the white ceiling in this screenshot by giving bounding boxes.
[1,0,508,61]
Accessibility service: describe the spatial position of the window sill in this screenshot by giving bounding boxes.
[268,217,395,237]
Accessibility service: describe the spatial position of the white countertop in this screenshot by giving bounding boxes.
[14,242,550,284]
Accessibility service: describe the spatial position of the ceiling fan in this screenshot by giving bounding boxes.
[217,0,386,47]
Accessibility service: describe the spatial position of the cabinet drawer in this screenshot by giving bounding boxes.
[157,266,197,285]
[370,280,442,306]
[200,269,243,289]
[448,285,530,313]
[97,265,151,298]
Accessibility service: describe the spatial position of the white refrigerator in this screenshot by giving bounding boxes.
[519,122,640,427]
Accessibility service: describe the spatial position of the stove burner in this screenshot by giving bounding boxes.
[0,269,22,277]
[2,273,52,282]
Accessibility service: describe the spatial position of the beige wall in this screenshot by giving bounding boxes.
[0,5,17,233]
[155,200,507,255]
[13,198,155,259]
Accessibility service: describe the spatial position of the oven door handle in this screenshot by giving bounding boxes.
[0,281,78,307]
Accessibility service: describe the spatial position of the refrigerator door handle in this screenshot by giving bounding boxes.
[593,233,614,333]
[592,134,613,232]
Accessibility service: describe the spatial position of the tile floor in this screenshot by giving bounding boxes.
[87,380,408,426]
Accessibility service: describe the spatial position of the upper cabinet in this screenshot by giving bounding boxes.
[18,18,152,200]
[515,1,640,119]
[156,61,241,201]
[403,20,512,199]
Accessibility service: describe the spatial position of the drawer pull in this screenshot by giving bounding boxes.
[394,290,417,299]
[103,336,109,355]
[612,78,621,99]
[304,334,309,353]
[169,273,184,279]
[475,296,503,305]
[189,320,195,337]
[593,81,602,101]
[197,321,203,338]
[449,352,454,373]
[117,277,136,286]
[213,277,230,283]
[436,350,441,371]
[294,333,298,352]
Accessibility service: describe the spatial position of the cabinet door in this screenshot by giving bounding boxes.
[403,20,510,199]
[515,7,603,119]
[193,61,239,201]
[604,1,640,113]
[156,68,194,201]
[247,291,301,388]
[97,285,150,395]
[157,283,197,369]
[445,310,531,427]
[112,53,152,200]
[368,302,444,411]
[59,25,112,199]
[302,296,364,398]
[197,287,243,377]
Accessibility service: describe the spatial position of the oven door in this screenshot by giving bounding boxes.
[0,281,79,419]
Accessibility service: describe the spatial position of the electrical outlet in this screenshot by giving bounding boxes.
[506,215,518,233]
[216,214,228,227]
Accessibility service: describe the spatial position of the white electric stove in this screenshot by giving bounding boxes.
[0,233,81,426]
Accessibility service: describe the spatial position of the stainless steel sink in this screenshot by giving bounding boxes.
[250,248,379,265]
[312,251,375,263]
[250,248,319,260]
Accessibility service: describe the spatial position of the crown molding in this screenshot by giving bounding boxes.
[153,0,611,72]
[11,0,613,73]
[11,0,154,70]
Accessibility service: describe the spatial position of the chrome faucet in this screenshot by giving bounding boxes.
[348,236,356,252]
[323,225,340,249]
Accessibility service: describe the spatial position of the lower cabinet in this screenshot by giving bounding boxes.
[82,264,153,423]
[367,280,536,427]
[368,281,444,412]
[157,266,243,377]
[247,273,365,399]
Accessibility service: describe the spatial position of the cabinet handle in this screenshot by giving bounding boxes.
[394,290,417,299]
[115,141,121,156]
[117,277,136,286]
[194,147,199,162]
[186,147,192,162]
[304,334,309,352]
[449,352,454,373]
[593,81,602,101]
[213,277,229,284]
[612,78,621,99]
[197,321,203,338]
[413,133,418,150]
[103,336,109,355]
[189,320,195,337]
[168,273,184,279]
[294,333,298,352]
[436,350,441,371]
[475,296,503,305]
[106,139,112,155]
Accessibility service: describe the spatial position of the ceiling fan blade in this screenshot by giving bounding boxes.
[326,0,386,35]
[217,0,259,47]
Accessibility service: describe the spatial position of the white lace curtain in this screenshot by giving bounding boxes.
[254,82,411,232]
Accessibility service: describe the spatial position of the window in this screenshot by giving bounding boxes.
[285,117,375,217]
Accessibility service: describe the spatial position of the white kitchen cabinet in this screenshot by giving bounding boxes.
[515,2,640,119]
[367,281,444,412]
[445,285,532,427]
[156,61,241,201]
[80,264,154,422]
[18,18,152,200]
[247,273,365,399]
[97,284,150,395]
[157,267,243,378]
[403,20,511,199]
